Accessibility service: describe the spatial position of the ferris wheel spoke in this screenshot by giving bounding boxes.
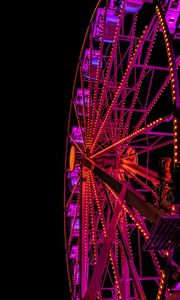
[90,173,124,298]
[122,204,149,237]
[84,186,125,300]
[91,114,172,158]
[105,184,151,241]
[128,133,173,152]
[88,184,99,263]
[87,29,95,142]
[117,35,136,77]
[117,222,147,300]
[133,74,170,133]
[96,39,138,142]
[119,16,137,137]
[126,134,162,149]
[121,160,159,186]
[92,176,127,296]
[84,157,165,223]
[123,204,161,278]
[79,65,88,144]
[135,139,174,156]
[81,168,90,297]
[126,13,137,65]
[122,23,159,138]
[91,15,158,153]
[65,175,81,211]
[115,13,137,88]
[128,211,160,277]
[109,250,124,297]
[92,4,126,140]
[90,172,108,229]
[120,166,159,200]
[91,6,109,134]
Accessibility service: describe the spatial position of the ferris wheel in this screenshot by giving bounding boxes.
[64,1,180,299]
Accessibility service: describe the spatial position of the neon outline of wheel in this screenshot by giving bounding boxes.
[64,1,179,299]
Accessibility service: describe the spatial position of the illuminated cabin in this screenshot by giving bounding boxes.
[67,165,81,191]
[70,218,80,237]
[82,49,100,79]
[93,8,119,42]
[165,0,180,38]
[70,245,79,259]
[71,126,84,144]
[74,88,89,115]
[93,1,154,42]
[114,0,153,13]
[125,0,144,12]
[67,203,79,218]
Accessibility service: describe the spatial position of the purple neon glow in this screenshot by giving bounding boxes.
[93,8,118,42]
[75,88,89,105]
[71,126,84,144]
[70,245,78,259]
[68,165,80,191]
[67,204,79,217]
[165,0,180,34]
[82,49,100,79]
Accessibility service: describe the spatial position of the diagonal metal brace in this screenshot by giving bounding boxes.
[83,186,126,300]
[83,157,165,223]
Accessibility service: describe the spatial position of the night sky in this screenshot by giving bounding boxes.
[37,1,98,299]
[34,1,179,299]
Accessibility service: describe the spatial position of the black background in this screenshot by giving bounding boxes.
[34,1,98,299]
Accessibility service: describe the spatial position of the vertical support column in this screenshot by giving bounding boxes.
[121,212,131,299]
[81,166,88,298]
[121,245,130,298]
